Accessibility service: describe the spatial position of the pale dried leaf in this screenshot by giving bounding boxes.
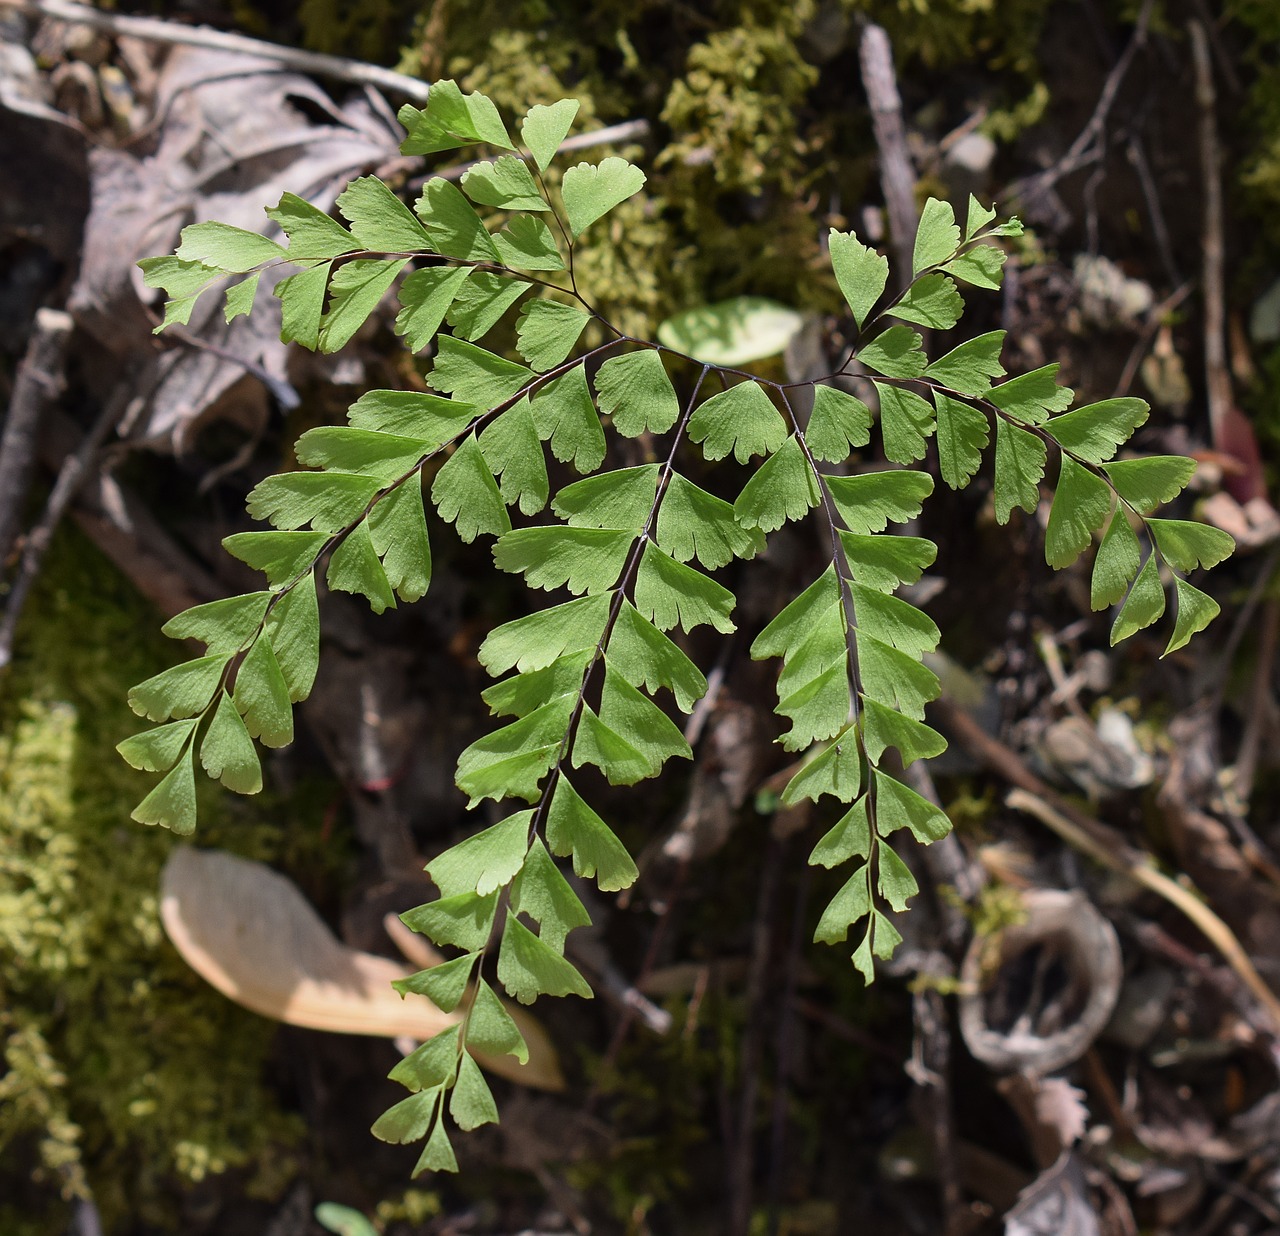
[160,846,563,1090]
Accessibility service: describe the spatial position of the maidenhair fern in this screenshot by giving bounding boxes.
[121,80,1233,1174]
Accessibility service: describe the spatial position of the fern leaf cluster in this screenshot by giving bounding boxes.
[121,79,1233,1172]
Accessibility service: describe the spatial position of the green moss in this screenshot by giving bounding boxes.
[0,529,306,1232]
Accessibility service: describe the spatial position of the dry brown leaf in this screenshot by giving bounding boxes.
[160,846,563,1091]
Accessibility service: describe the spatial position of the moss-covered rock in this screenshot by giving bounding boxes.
[0,530,305,1232]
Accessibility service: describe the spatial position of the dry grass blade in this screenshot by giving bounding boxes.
[160,846,564,1090]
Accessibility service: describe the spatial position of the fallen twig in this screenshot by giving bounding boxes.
[1005,0,1154,208]
[932,696,1280,1033]
[857,22,916,286]
[0,394,126,669]
[0,308,72,567]
[1,0,432,101]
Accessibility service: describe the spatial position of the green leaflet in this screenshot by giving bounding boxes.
[606,602,708,713]
[510,838,592,951]
[478,593,611,676]
[552,464,658,529]
[294,426,431,482]
[546,775,638,892]
[751,568,839,662]
[888,273,963,330]
[401,891,499,953]
[993,418,1046,523]
[913,197,961,275]
[117,718,197,774]
[129,655,227,723]
[320,258,409,353]
[856,632,940,720]
[432,435,511,543]
[493,526,632,594]
[594,349,679,437]
[481,650,588,719]
[926,330,1006,396]
[446,272,530,340]
[387,1036,457,1100]
[175,221,285,272]
[875,383,935,465]
[561,156,646,237]
[233,636,294,747]
[823,470,933,535]
[461,155,548,211]
[521,99,579,172]
[416,178,502,263]
[497,915,592,1004]
[479,398,550,515]
[1091,510,1142,611]
[809,796,870,866]
[942,243,1007,291]
[734,436,821,533]
[805,385,872,463]
[850,585,939,658]
[838,533,936,593]
[530,367,607,473]
[572,665,692,783]
[431,337,533,407]
[427,813,532,898]
[245,471,379,533]
[860,697,946,766]
[266,573,320,701]
[965,194,997,239]
[455,696,574,805]
[139,256,217,330]
[857,325,927,379]
[657,473,765,569]
[634,543,737,633]
[467,979,529,1062]
[393,953,477,1013]
[398,79,514,155]
[1165,578,1220,656]
[336,176,433,252]
[223,530,328,587]
[277,262,331,349]
[782,731,862,805]
[224,274,260,323]
[1044,398,1149,465]
[1045,456,1112,569]
[347,389,476,441]
[162,592,272,654]
[688,380,786,463]
[874,769,951,842]
[131,746,198,835]
[369,476,433,603]
[935,392,989,490]
[1101,456,1197,514]
[266,192,355,258]
[1148,519,1235,572]
[200,690,262,794]
[876,843,919,913]
[1111,554,1165,644]
[450,1054,499,1132]
[493,216,565,271]
[327,521,396,614]
[396,266,473,352]
[813,863,870,946]
[657,297,804,366]
[829,228,888,328]
[515,300,591,372]
[988,364,1073,425]
[414,1120,458,1176]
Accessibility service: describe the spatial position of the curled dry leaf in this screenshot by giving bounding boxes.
[160,846,563,1090]
[959,888,1122,1074]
